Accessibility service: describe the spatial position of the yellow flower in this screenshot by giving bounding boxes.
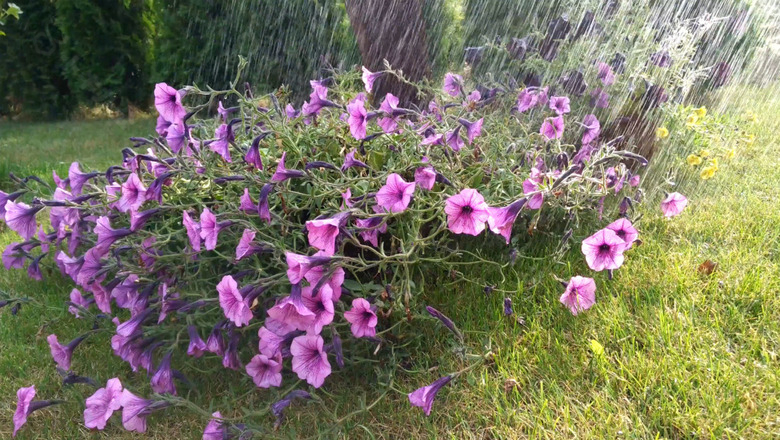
[695,106,707,118]
[656,127,669,139]
[685,114,699,128]
[711,158,719,170]
[700,149,711,158]
[700,166,716,180]
[743,111,757,122]
[745,134,755,144]
[687,154,702,166]
[725,149,735,160]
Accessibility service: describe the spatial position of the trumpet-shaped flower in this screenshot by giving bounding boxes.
[408,376,452,416]
[581,228,626,271]
[290,334,331,388]
[84,378,123,430]
[540,116,564,140]
[661,192,688,218]
[246,353,283,388]
[217,275,253,327]
[445,188,490,236]
[344,298,378,338]
[559,276,596,315]
[376,173,415,213]
[154,83,186,123]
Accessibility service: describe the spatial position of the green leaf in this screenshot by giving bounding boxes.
[6,3,21,19]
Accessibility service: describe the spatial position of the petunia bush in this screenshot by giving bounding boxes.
[1,58,659,435]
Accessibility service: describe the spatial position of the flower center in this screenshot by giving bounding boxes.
[598,244,611,253]
[462,206,473,214]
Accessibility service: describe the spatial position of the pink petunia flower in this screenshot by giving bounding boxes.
[246,353,283,388]
[581,228,626,271]
[487,198,527,244]
[581,114,601,145]
[605,218,639,249]
[47,334,86,371]
[347,94,368,140]
[84,378,123,430]
[376,173,416,213]
[661,192,688,218]
[443,73,463,97]
[13,386,36,437]
[344,298,378,338]
[119,390,154,433]
[361,66,382,93]
[217,275,253,327]
[290,334,331,388]
[549,96,571,115]
[444,188,490,236]
[4,201,42,240]
[559,276,597,315]
[116,173,147,213]
[408,375,452,416]
[305,212,348,255]
[540,116,565,140]
[154,83,186,123]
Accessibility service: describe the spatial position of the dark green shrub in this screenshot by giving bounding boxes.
[54,0,153,111]
[0,0,74,119]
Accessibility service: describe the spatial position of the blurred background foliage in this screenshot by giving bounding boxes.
[0,0,777,119]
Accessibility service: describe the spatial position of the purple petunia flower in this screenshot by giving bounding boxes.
[629,175,641,187]
[222,331,242,371]
[377,93,400,133]
[47,334,86,371]
[516,89,539,113]
[3,242,26,270]
[300,284,335,335]
[4,201,42,240]
[559,276,596,315]
[376,173,415,213]
[581,114,601,145]
[217,275,253,327]
[206,326,225,357]
[445,126,465,152]
[116,173,147,213]
[84,378,123,430]
[182,211,201,253]
[202,411,227,440]
[444,188,490,236]
[246,353,283,388]
[68,288,90,318]
[119,389,153,433]
[154,83,186,123]
[487,198,527,244]
[165,122,186,153]
[408,375,452,416]
[245,136,264,170]
[361,66,382,93]
[420,133,444,147]
[291,334,331,388]
[76,247,105,287]
[443,73,463,97]
[13,385,36,437]
[239,188,256,214]
[540,116,565,140]
[185,325,208,358]
[209,124,233,162]
[94,216,132,253]
[301,81,336,116]
[347,94,369,140]
[355,216,387,247]
[68,162,99,196]
[13,386,62,437]
[596,62,616,86]
[590,88,610,108]
[285,252,331,284]
[549,96,571,115]
[267,285,317,331]
[257,319,296,357]
[341,150,368,171]
[605,218,639,249]
[306,212,348,255]
[414,159,436,191]
[235,228,269,261]
[271,152,306,182]
[200,207,230,251]
[271,390,312,429]
[344,298,378,338]
[661,192,688,218]
[150,352,176,395]
[156,114,171,137]
[581,228,626,271]
[504,298,513,316]
[458,118,484,144]
[650,50,672,67]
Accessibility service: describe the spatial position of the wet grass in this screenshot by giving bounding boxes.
[1,92,779,439]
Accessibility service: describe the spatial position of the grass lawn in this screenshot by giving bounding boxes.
[1,93,779,439]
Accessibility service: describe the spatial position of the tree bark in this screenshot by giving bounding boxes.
[345,0,430,107]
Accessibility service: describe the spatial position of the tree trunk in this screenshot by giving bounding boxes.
[345,0,430,107]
